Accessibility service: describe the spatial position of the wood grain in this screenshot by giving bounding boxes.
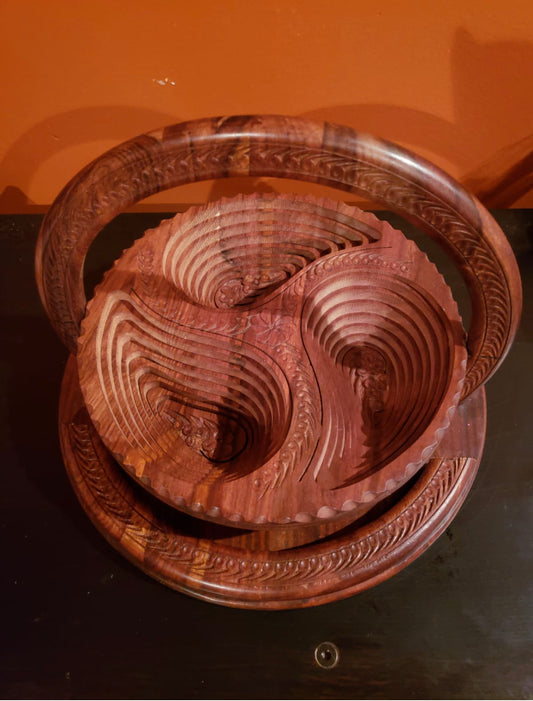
[34,116,521,609]
[77,195,467,529]
[35,115,522,399]
[59,354,486,609]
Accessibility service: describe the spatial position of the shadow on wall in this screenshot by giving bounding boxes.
[0,106,180,213]
[299,29,533,208]
[1,29,531,213]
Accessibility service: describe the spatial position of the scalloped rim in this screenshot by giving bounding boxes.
[78,193,467,529]
[60,354,486,609]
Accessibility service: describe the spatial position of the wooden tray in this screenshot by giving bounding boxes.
[76,194,467,530]
[35,115,522,608]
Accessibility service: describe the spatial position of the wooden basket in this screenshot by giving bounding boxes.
[36,116,521,608]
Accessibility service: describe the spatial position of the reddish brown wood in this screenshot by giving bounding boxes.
[35,115,522,608]
[77,194,467,529]
[35,116,522,398]
[59,354,486,609]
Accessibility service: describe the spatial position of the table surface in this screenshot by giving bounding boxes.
[1,209,531,700]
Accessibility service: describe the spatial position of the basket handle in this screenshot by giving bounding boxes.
[35,115,522,399]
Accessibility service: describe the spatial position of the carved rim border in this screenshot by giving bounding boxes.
[76,194,468,529]
[59,355,486,610]
[36,115,522,399]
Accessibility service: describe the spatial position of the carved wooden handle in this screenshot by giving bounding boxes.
[35,115,522,398]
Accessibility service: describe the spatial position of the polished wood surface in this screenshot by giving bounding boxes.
[35,116,522,399]
[32,116,523,610]
[60,355,485,609]
[3,210,531,697]
[77,194,466,530]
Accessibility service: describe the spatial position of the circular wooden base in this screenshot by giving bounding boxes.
[59,355,486,610]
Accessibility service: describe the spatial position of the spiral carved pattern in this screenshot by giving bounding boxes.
[162,194,381,309]
[60,355,486,609]
[78,195,467,529]
[36,116,521,399]
[301,268,453,484]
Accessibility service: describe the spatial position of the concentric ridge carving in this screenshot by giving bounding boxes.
[36,116,521,399]
[78,195,467,529]
[60,355,485,608]
[36,115,513,608]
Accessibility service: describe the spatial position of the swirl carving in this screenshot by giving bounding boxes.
[36,117,521,401]
[77,195,467,529]
[60,355,485,608]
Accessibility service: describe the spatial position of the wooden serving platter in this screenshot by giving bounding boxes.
[77,195,467,530]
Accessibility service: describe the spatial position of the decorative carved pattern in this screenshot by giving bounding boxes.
[77,195,467,529]
[69,417,177,553]
[36,118,521,402]
[37,115,515,609]
[60,357,485,608]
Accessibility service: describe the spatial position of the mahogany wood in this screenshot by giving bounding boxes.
[77,194,467,529]
[35,116,522,399]
[59,354,486,609]
[34,115,522,608]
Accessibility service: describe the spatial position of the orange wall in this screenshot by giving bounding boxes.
[1,0,532,212]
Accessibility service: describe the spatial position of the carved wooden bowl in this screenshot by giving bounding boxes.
[35,115,522,608]
[77,194,467,529]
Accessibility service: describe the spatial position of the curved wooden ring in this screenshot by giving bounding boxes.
[36,115,522,398]
[59,354,486,609]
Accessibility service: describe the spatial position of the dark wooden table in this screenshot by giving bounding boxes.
[1,210,531,699]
